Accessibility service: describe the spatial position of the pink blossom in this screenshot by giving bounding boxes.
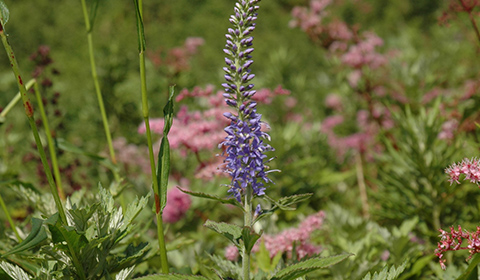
[184,37,205,54]
[225,245,239,261]
[347,70,362,88]
[445,157,480,185]
[325,93,343,111]
[435,225,480,270]
[438,119,458,140]
[224,211,325,260]
[341,32,386,69]
[162,187,192,223]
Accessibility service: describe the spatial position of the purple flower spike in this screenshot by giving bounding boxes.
[219,0,275,203]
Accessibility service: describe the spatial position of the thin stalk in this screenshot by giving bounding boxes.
[243,187,253,280]
[0,192,22,242]
[355,152,369,218]
[0,79,35,120]
[80,0,120,183]
[0,23,67,226]
[459,0,480,46]
[133,0,169,273]
[33,81,65,200]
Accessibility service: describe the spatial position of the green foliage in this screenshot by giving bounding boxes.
[155,87,175,214]
[362,262,407,280]
[270,253,353,280]
[0,1,9,27]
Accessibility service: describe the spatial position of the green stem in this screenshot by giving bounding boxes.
[133,0,169,273]
[0,79,35,121]
[156,211,169,273]
[0,23,67,226]
[80,0,120,183]
[243,187,252,280]
[33,81,65,200]
[0,191,22,242]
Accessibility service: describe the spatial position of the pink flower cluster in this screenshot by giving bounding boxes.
[445,157,480,185]
[149,37,205,74]
[112,137,151,175]
[435,225,480,270]
[225,211,325,261]
[138,85,290,180]
[162,187,192,223]
[320,108,392,160]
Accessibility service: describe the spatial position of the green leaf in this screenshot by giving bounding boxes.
[44,213,88,252]
[66,201,99,233]
[0,261,30,280]
[0,1,9,28]
[265,193,312,211]
[155,87,175,214]
[1,218,47,257]
[122,194,150,231]
[204,220,242,247]
[456,254,480,280]
[257,240,281,273]
[132,0,146,52]
[115,266,135,280]
[362,262,407,280]
[178,187,242,208]
[242,226,261,255]
[132,274,208,280]
[88,0,100,31]
[56,138,118,172]
[271,253,353,280]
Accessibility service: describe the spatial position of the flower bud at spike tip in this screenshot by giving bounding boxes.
[219,0,276,202]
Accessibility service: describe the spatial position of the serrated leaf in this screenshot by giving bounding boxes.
[0,1,9,27]
[66,202,99,233]
[204,220,242,247]
[132,274,208,280]
[44,213,88,252]
[178,187,242,208]
[2,218,47,257]
[0,261,30,280]
[155,87,175,214]
[362,262,406,280]
[242,227,261,255]
[115,266,135,280]
[271,253,352,280]
[114,242,149,271]
[122,194,150,231]
[265,193,312,211]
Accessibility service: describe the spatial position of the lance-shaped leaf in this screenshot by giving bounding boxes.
[204,220,242,247]
[178,187,242,209]
[0,261,30,280]
[456,253,480,280]
[271,253,353,280]
[44,213,88,253]
[155,87,175,214]
[1,218,47,257]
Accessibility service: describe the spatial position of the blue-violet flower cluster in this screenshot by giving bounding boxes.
[220,0,275,202]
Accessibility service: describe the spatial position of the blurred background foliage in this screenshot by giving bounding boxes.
[2,0,480,279]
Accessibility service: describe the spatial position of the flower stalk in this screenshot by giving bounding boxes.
[33,81,65,200]
[80,0,121,184]
[220,1,275,279]
[133,0,169,273]
[0,22,67,226]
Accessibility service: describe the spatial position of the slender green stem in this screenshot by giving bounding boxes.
[133,0,169,273]
[155,210,169,273]
[80,0,120,183]
[243,187,253,280]
[33,81,65,200]
[0,192,22,242]
[0,23,67,226]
